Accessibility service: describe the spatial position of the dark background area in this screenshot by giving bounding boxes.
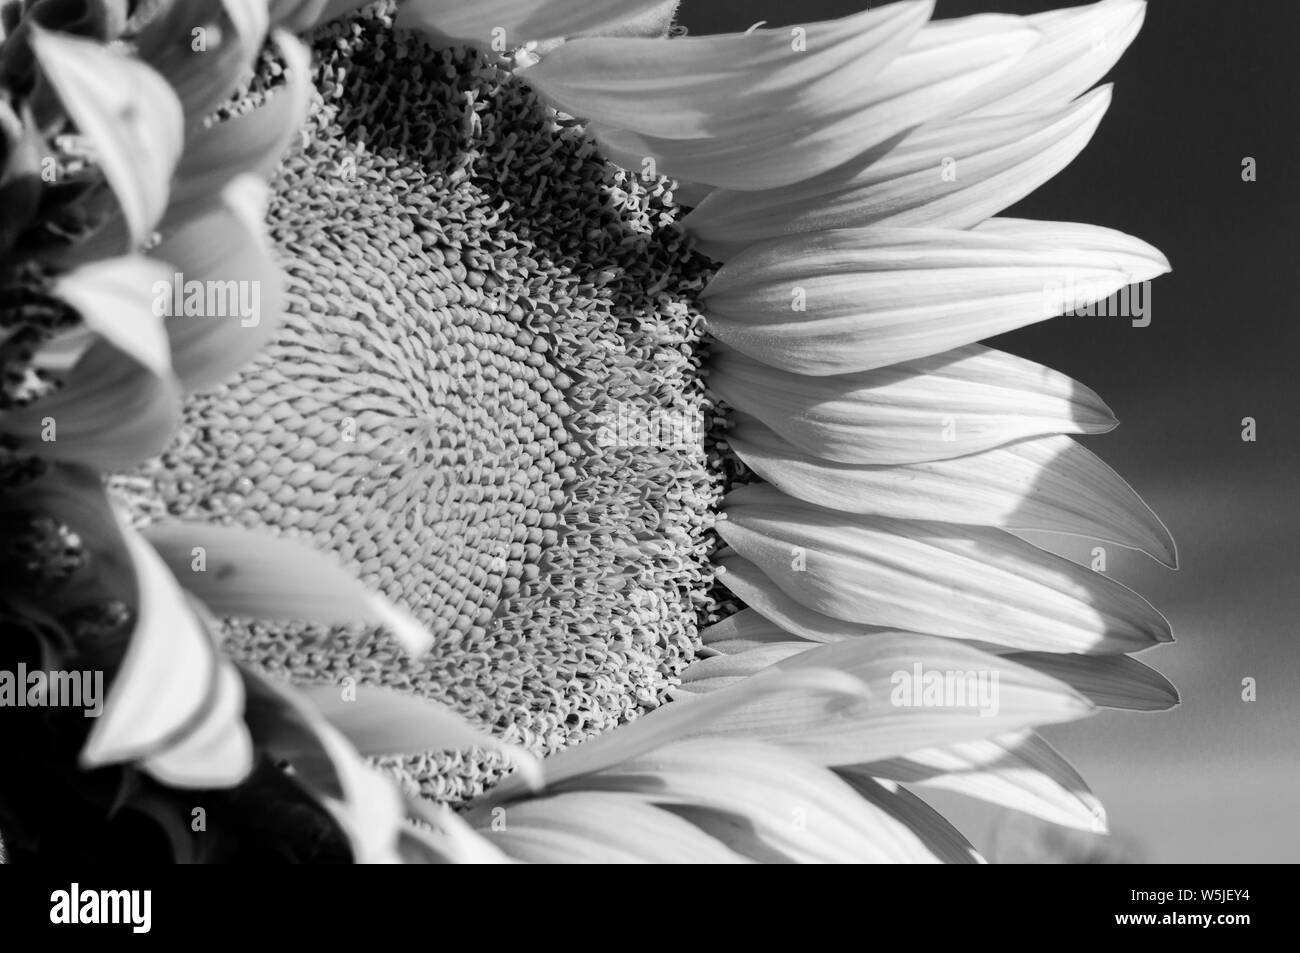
[680,0,1300,861]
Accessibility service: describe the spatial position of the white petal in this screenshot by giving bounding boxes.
[687,88,1112,259]
[688,636,1093,764]
[702,220,1169,375]
[1006,652,1178,711]
[835,771,983,863]
[709,344,1115,465]
[578,12,1040,189]
[727,417,1177,566]
[720,482,1172,653]
[950,0,1146,117]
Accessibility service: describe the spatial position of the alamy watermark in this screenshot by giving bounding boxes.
[152,272,261,327]
[1043,275,1153,327]
[594,402,704,450]
[0,664,103,717]
[890,663,1000,717]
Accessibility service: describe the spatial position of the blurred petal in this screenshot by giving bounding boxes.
[142,522,435,655]
[687,88,1112,259]
[480,791,748,863]
[866,729,1107,832]
[299,683,541,787]
[52,255,174,379]
[30,28,183,248]
[2,336,181,470]
[81,526,219,768]
[720,482,1172,653]
[711,345,1115,466]
[133,0,270,122]
[403,798,512,863]
[162,33,312,228]
[701,219,1169,375]
[727,418,1177,567]
[397,0,680,47]
[142,663,253,788]
[154,175,285,392]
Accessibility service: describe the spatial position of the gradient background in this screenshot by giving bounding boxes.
[680,0,1300,862]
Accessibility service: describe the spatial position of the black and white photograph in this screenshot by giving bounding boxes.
[0,0,1293,902]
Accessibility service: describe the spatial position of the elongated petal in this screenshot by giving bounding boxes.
[1006,652,1178,711]
[154,176,285,392]
[579,14,1041,190]
[299,684,541,788]
[710,345,1114,466]
[397,0,681,48]
[710,558,910,644]
[866,730,1107,832]
[30,29,183,248]
[480,791,747,863]
[520,3,928,140]
[162,33,312,229]
[142,523,434,655]
[142,663,253,788]
[951,0,1146,117]
[133,0,270,122]
[687,88,1112,259]
[720,483,1172,653]
[835,773,982,863]
[486,667,869,803]
[567,738,954,863]
[81,527,219,768]
[52,256,174,379]
[702,220,1169,375]
[681,643,809,684]
[689,637,1092,764]
[727,418,1177,567]
[2,337,181,470]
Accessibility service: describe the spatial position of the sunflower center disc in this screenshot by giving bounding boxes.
[125,5,725,801]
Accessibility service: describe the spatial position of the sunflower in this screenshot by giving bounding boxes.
[0,0,1175,863]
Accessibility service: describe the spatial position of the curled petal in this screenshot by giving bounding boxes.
[30,28,183,248]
